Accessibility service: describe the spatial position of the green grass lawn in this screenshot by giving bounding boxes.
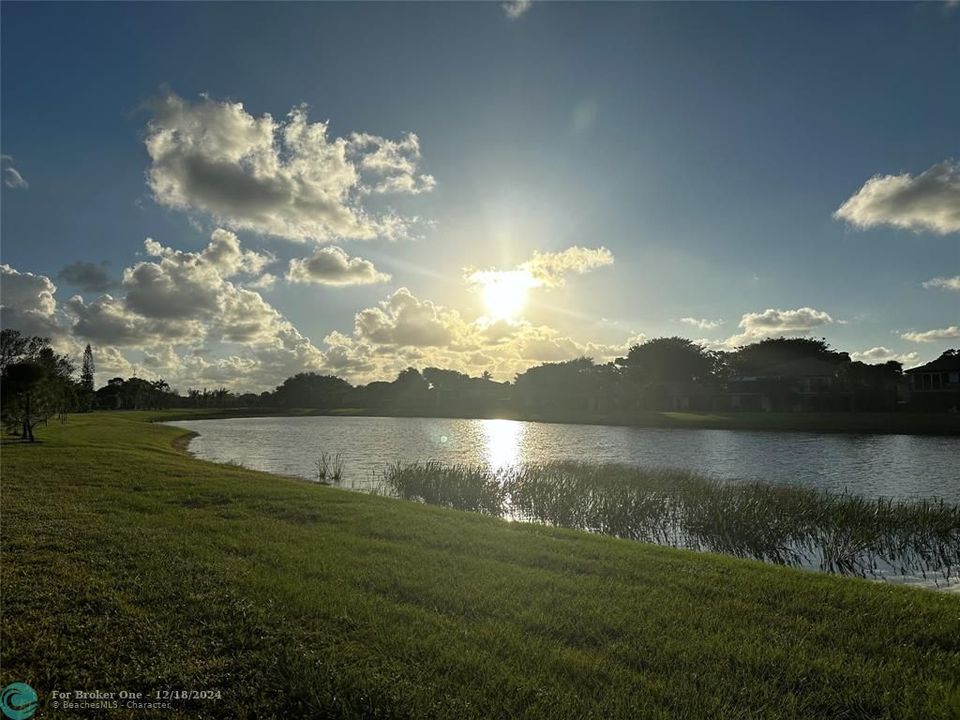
[2,413,959,719]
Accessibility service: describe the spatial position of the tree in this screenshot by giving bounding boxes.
[1,335,77,440]
[514,357,599,413]
[620,337,719,384]
[728,337,848,377]
[79,344,95,411]
[3,361,47,441]
[273,373,353,408]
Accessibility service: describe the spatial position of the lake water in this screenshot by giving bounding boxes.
[168,415,960,502]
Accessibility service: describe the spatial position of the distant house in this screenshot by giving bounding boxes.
[724,357,848,412]
[904,351,960,412]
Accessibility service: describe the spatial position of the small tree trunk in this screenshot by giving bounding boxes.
[23,392,34,441]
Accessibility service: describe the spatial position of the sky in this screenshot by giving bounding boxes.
[1,1,958,391]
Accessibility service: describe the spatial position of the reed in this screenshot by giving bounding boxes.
[315,451,344,484]
[381,461,960,582]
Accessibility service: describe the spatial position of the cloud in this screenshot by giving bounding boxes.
[850,346,920,366]
[502,0,532,18]
[286,246,391,286]
[354,287,468,347]
[58,261,114,293]
[834,159,960,235]
[901,326,960,343]
[466,245,614,291]
[1,155,28,189]
[247,273,277,290]
[522,246,614,288]
[122,230,269,320]
[145,91,433,243]
[324,286,641,382]
[725,307,834,346]
[680,317,724,331]
[1,230,332,390]
[0,264,62,339]
[922,275,960,292]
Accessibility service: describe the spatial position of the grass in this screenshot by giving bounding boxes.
[157,406,960,436]
[1,412,958,719]
[383,461,960,582]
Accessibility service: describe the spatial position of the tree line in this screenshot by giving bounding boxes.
[3,329,955,441]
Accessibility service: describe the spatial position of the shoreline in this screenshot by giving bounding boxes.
[151,406,960,437]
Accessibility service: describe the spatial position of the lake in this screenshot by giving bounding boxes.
[168,415,960,502]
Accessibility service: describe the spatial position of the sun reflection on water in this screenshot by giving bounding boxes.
[481,418,525,470]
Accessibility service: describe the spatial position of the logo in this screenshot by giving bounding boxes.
[0,683,38,720]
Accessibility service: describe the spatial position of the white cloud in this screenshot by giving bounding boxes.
[502,0,532,18]
[2,230,333,391]
[145,91,433,243]
[725,307,834,346]
[0,264,62,339]
[922,275,960,292]
[835,159,960,235]
[522,246,614,288]
[680,317,724,331]
[1,155,28,189]
[901,326,960,343]
[850,346,920,366]
[286,246,391,286]
[354,287,468,348]
[466,245,614,291]
[247,273,277,291]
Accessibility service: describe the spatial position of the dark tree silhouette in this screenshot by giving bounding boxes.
[1,335,76,440]
[273,373,353,408]
[79,344,95,411]
[620,337,719,383]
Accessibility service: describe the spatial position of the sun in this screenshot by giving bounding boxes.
[479,270,536,321]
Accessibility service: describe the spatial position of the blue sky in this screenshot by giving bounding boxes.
[1,2,958,390]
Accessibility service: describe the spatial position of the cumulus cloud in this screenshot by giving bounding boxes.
[502,0,532,18]
[725,307,834,346]
[58,261,114,293]
[834,160,960,235]
[901,326,960,343]
[286,246,391,286]
[0,264,62,339]
[1,155,28,189]
[2,230,335,391]
[680,317,724,331]
[145,91,433,242]
[354,287,468,347]
[922,275,960,292]
[850,346,920,366]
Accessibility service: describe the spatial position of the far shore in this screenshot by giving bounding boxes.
[152,406,960,436]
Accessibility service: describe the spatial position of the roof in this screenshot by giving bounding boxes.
[753,357,844,378]
[906,351,960,374]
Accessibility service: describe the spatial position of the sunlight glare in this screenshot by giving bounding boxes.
[481,418,524,471]
[479,270,536,321]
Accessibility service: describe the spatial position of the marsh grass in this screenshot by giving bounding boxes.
[383,461,960,582]
[315,450,344,484]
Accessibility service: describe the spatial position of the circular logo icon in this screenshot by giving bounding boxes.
[0,683,38,720]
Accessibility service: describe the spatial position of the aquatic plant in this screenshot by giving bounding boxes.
[315,451,345,484]
[380,461,960,583]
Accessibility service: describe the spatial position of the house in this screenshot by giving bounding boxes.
[724,357,849,412]
[904,351,960,412]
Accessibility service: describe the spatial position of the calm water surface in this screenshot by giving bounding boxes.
[169,415,960,502]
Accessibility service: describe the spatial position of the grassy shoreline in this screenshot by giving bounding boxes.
[3,413,960,718]
[153,406,960,436]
